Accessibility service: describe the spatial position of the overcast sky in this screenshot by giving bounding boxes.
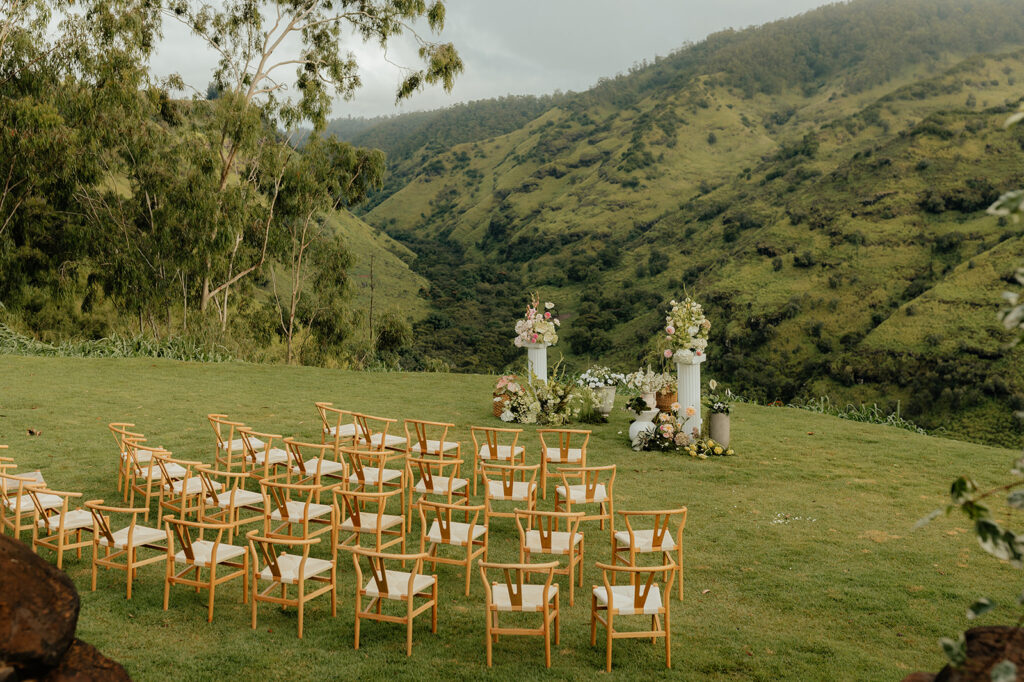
[152,0,837,120]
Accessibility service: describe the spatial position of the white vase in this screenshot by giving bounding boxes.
[596,386,616,416]
[522,342,550,383]
[629,409,659,443]
[640,391,657,410]
[675,351,706,436]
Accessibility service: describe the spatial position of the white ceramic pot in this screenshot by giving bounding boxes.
[596,385,616,416]
[629,410,659,444]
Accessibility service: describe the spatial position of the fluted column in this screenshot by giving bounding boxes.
[524,342,549,383]
[676,353,706,435]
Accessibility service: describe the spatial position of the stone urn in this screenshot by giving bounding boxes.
[709,412,730,447]
[595,385,616,417]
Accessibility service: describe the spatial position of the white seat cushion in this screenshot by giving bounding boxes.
[613,529,677,553]
[260,553,333,584]
[1,470,46,493]
[593,585,663,615]
[426,520,486,547]
[269,500,333,521]
[175,540,246,567]
[486,480,535,502]
[99,524,165,549]
[120,449,153,463]
[491,583,558,612]
[544,447,583,463]
[523,529,583,555]
[325,423,357,438]
[38,508,93,532]
[252,447,290,466]
[208,488,264,509]
[340,513,404,533]
[555,483,608,504]
[368,433,407,449]
[221,437,262,452]
[170,478,217,496]
[145,462,187,480]
[293,458,345,476]
[410,439,459,454]
[349,467,403,486]
[414,476,468,494]
[8,492,63,513]
[363,570,435,599]
[478,444,523,461]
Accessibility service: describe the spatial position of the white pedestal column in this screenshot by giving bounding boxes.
[523,342,550,383]
[676,352,706,436]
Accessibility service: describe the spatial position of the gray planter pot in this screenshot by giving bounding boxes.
[709,412,730,447]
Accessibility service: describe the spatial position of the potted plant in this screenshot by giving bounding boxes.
[624,366,672,410]
[492,375,524,418]
[705,379,732,447]
[578,366,626,417]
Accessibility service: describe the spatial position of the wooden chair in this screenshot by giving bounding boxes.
[351,548,438,656]
[163,516,248,623]
[258,475,336,540]
[154,452,209,526]
[479,561,560,669]
[284,438,347,491]
[481,463,538,525]
[333,487,407,559]
[343,447,407,504]
[417,500,488,596]
[515,509,585,606]
[315,401,358,450]
[196,465,265,543]
[470,426,525,496]
[537,428,590,499]
[85,500,168,599]
[352,412,407,452]
[125,439,181,521]
[239,427,290,478]
[27,486,93,569]
[590,562,677,671]
[108,422,145,497]
[554,464,616,531]
[611,508,688,601]
[1,470,59,538]
[209,414,262,472]
[247,531,336,639]
[407,456,469,521]
[404,419,460,459]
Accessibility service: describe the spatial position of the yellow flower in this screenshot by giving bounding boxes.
[714,446,723,454]
[685,406,696,417]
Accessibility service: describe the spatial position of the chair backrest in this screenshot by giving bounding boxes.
[404,419,456,458]
[479,560,559,612]
[85,500,150,544]
[333,487,404,542]
[316,402,355,449]
[165,515,233,560]
[417,500,484,543]
[108,422,143,455]
[471,426,522,459]
[537,428,591,462]
[341,447,404,490]
[208,413,247,469]
[284,438,340,485]
[513,509,583,551]
[481,463,538,498]
[617,508,687,552]
[239,427,283,477]
[27,486,81,523]
[196,465,255,516]
[556,464,616,502]
[350,548,429,598]
[594,562,676,613]
[246,530,319,580]
[351,412,397,452]
[258,475,328,529]
[408,456,461,492]
[124,437,169,480]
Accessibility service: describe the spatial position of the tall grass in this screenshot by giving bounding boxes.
[787,395,928,435]
[0,322,233,363]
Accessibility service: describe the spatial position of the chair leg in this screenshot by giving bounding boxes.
[431,581,438,633]
[485,607,493,667]
[677,548,684,601]
[543,606,551,669]
[406,598,414,656]
[590,594,597,646]
[208,566,217,623]
[554,591,560,645]
[354,591,361,650]
[665,608,671,668]
[605,614,614,672]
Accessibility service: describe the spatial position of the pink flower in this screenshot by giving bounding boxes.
[544,312,551,319]
[696,351,702,356]
[663,349,673,358]
[666,326,675,335]
[531,333,539,343]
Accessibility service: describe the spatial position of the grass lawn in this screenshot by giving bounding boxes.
[0,355,1018,680]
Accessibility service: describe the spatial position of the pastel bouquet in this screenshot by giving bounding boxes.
[513,293,560,347]
[657,297,710,362]
[624,366,673,394]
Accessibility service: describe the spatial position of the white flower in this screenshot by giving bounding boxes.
[500,409,514,422]
[545,302,554,309]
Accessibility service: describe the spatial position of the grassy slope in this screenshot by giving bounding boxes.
[0,356,1018,680]
[363,49,1024,444]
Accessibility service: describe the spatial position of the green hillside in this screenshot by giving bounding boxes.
[347,0,1024,446]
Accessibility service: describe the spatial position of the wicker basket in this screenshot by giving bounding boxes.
[655,391,678,411]
[492,394,510,418]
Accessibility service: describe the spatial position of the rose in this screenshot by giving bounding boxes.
[666,326,675,335]
[544,312,551,319]
[663,349,673,358]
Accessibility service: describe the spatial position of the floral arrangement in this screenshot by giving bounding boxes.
[577,366,626,389]
[657,297,710,363]
[499,365,598,425]
[493,374,523,397]
[705,379,733,414]
[623,366,673,394]
[632,410,735,457]
[513,293,560,347]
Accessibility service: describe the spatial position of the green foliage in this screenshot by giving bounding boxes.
[0,321,232,361]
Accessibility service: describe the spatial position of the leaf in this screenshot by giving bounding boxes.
[914,508,944,529]
[1008,490,1024,510]
[950,477,978,505]
[975,519,1023,565]
[991,660,1017,682]
[966,597,995,620]
[940,634,967,666]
